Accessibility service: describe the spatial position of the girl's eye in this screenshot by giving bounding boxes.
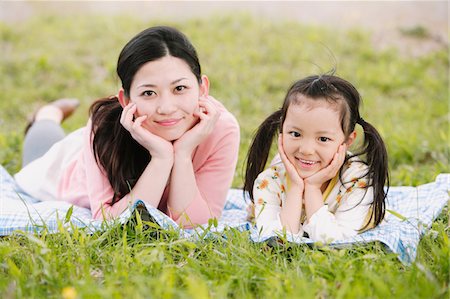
[142,90,156,97]
[319,137,330,142]
[289,131,301,138]
[174,85,186,93]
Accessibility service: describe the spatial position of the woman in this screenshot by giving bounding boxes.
[15,26,240,227]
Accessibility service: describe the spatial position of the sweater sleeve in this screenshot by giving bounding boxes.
[177,111,240,226]
[82,120,133,220]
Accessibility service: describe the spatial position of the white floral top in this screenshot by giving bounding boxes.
[253,154,374,243]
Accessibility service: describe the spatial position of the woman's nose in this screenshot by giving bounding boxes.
[156,96,176,114]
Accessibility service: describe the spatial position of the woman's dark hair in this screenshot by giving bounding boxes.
[89,26,202,204]
[243,74,389,229]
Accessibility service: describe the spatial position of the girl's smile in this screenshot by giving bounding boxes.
[296,157,320,168]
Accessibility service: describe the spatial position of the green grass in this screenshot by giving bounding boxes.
[0,14,448,298]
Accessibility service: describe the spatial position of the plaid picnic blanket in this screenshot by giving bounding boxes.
[1,165,448,264]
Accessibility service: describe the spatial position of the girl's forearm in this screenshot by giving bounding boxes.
[280,185,303,234]
[303,185,324,220]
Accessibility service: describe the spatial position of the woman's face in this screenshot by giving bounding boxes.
[125,55,208,141]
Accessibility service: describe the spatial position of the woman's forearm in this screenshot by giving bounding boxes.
[167,153,207,222]
[126,156,173,208]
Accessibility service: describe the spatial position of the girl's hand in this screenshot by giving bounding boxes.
[278,135,304,189]
[304,144,347,189]
[173,96,220,156]
[120,103,174,160]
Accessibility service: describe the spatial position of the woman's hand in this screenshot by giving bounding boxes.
[304,143,347,189]
[278,135,304,189]
[120,103,174,160]
[173,96,220,156]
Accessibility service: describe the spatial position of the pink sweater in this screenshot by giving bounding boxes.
[17,98,240,226]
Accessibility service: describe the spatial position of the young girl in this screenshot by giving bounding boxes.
[14,26,240,227]
[244,75,389,242]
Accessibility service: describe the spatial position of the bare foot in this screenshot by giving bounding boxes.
[25,98,80,134]
[34,105,64,123]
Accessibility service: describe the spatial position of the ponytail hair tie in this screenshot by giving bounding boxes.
[357,117,365,125]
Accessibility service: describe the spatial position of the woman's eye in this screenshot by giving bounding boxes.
[142,90,155,97]
[289,131,301,138]
[174,85,186,92]
[319,137,330,142]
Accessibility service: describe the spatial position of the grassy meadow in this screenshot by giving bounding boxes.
[0,14,448,298]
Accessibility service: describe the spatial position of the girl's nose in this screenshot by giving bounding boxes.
[298,140,314,155]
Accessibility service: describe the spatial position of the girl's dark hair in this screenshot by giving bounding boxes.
[89,26,202,204]
[244,74,389,229]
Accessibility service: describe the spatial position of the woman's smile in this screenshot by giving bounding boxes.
[154,118,182,127]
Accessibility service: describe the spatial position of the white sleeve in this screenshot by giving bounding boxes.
[253,170,283,237]
[253,167,303,238]
[303,186,373,243]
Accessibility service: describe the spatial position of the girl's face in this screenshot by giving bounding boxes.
[122,55,208,141]
[281,97,355,179]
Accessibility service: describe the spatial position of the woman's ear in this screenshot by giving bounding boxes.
[346,131,357,146]
[199,75,210,98]
[118,89,129,108]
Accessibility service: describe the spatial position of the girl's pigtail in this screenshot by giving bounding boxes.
[243,109,283,201]
[357,118,389,228]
